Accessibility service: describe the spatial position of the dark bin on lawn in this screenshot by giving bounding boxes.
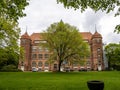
[87,80,104,90]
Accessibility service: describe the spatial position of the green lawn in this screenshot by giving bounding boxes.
[0,71,120,90]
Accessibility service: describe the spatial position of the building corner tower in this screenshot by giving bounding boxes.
[20,31,31,71]
[91,31,104,70]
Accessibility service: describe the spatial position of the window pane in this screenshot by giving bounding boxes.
[38,62,42,67]
[32,46,37,52]
[32,61,37,67]
[38,47,43,52]
[45,62,49,67]
[32,54,37,60]
[44,54,49,60]
[45,48,49,52]
[34,40,40,44]
[97,48,101,52]
[38,54,43,60]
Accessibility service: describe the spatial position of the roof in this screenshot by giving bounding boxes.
[30,33,43,41]
[21,32,102,42]
[80,32,92,40]
[92,31,102,39]
[21,32,30,39]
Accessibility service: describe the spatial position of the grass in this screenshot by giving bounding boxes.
[0,71,120,90]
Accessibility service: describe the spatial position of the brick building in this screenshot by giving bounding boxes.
[19,31,104,71]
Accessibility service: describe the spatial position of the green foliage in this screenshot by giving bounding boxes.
[42,20,90,71]
[0,0,29,48]
[115,24,120,33]
[19,47,25,62]
[105,43,120,70]
[0,65,22,72]
[0,47,19,70]
[0,0,28,70]
[0,16,20,50]
[0,0,29,21]
[57,0,120,33]
[57,0,120,13]
[1,64,16,70]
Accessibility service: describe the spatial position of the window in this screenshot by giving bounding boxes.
[45,62,49,67]
[40,40,47,43]
[98,55,101,60]
[32,46,37,52]
[98,60,101,65]
[44,54,49,60]
[87,61,91,66]
[98,58,101,61]
[44,48,49,52]
[97,38,101,43]
[34,40,40,44]
[32,54,37,60]
[32,61,37,67]
[38,47,43,52]
[98,55,101,57]
[38,61,42,67]
[38,54,43,60]
[97,48,101,52]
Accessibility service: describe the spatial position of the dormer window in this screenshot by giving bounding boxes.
[34,40,40,44]
[40,40,47,43]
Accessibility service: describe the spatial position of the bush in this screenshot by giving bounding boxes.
[115,65,120,71]
[0,65,22,72]
[112,65,120,71]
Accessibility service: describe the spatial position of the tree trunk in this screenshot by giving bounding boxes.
[108,61,110,70]
[108,56,111,70]
[58,60,62,72]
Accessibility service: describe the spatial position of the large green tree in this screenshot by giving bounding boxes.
[41,20,90,72]
[57,0,120,33]
[0,16,21,69]
[105,43,120,70]
[0,0,29,69]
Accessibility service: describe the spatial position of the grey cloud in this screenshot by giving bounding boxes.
[19,0,120,44]
[82,9,106,33]
[104,32,120,44]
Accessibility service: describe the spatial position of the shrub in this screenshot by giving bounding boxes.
[0,65,22,72]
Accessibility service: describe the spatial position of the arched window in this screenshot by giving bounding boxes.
[45,62,49,67]
[38,61,43,67]
[32,61,37,67]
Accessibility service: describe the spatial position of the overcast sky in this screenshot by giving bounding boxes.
[18,0,120,44]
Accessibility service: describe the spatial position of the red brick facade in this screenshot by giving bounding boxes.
[19,31,104,71]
